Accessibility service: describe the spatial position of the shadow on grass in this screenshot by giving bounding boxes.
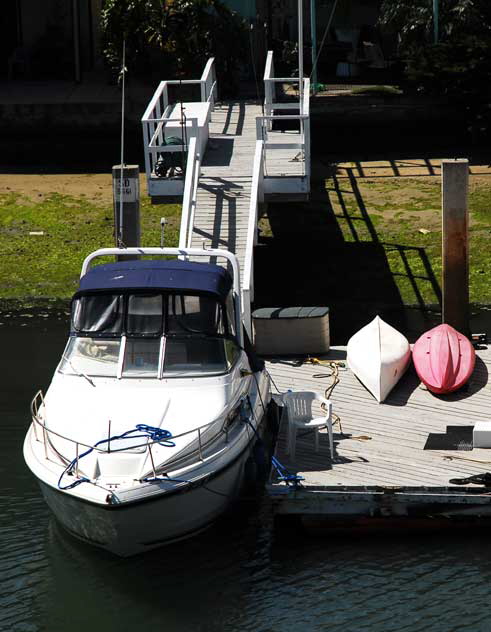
[254,163,442,344]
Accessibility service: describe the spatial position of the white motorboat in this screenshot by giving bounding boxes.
[24,247,271,556]
[347,315,410,403]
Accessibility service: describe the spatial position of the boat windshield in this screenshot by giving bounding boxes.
[59,291,240,378]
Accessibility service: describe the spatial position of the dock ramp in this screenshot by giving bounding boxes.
[142,54,311,336]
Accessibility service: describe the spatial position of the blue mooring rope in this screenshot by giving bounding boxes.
[58,424,174,490]
[271,455,304,485]
[58,397,303,491]
[245,395,303,488]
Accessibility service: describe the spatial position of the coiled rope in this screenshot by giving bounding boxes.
[58,424,174,490]
[308,358,372,442]
[309,358,345,434]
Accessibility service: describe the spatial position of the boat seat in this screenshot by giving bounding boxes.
[283,391,334,460]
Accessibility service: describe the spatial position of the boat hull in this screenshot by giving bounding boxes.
[412,324,475,394]
[347,316,411,403]
[37,442,255,557]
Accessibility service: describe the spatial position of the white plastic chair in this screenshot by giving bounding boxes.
[283,391,334,460]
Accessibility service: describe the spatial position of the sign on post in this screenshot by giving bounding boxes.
[113,175,139,203]
[112,164,140,259]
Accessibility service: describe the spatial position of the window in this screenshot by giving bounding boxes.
[225,292,236,337]
[65,290,240,379]
[164,336,228,375]
[59,337,120,377]
[72,295,123,335]
[122,338,160,377]
[167,295,225,336]
[127,294,163,336]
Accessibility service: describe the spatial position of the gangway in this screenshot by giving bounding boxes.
[141,53,311,337]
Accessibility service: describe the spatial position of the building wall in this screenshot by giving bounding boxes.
[4,0,100,80]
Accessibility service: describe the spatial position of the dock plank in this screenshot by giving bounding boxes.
[267,347,491,494]
[190,102,264,277]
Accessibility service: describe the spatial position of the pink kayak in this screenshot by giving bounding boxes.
[412,324,475,394]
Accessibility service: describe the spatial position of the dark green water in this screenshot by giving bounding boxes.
[3,312,491,632]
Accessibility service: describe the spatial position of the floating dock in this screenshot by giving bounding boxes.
[140,55,491,529]
[266,346,491,526]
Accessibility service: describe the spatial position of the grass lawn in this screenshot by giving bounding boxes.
[259,159,491,309]
[2,162,491,309]
[0,174,180,305]
[328,162,491,305]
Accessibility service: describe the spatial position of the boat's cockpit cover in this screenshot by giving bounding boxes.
[76,260,232,300]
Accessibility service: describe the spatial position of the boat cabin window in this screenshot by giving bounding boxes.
[167,294,225,335]
[72,294,123,335]
[122,338,160,377]
[61,290,240,378]
[60,337,121,377]
[127,294,163,336]
[225,293,236,337]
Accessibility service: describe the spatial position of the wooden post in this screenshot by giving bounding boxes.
[112,164,140,260]
[442,159,469,334]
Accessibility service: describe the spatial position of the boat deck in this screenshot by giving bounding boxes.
[266,346,491,520]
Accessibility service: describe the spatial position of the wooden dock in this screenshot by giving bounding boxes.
[266,346,491,524]
[190,101,305,285]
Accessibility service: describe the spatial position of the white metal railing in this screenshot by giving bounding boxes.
[261,51,311,182]
[242,140,265,338]
[200,57,218,107]
[178,136,201,249]
[143,114,198,183]
[30,390,247,484]
[240,53,312,338]
[264,50,306,116]
[141,58,216,189]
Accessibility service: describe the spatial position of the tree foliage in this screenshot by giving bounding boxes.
[379,1,491,135]
[101,0,246,95]
[379,0,491,51]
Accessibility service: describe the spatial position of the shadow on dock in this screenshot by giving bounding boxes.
[272,423,366,476]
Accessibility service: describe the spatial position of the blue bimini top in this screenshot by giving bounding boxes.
[76,259,233,300]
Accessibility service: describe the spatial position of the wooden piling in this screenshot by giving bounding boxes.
[441,158,469,334]
[112,165,140,260]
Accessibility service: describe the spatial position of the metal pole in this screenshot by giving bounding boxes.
[72,0,81,83]
[433,0,439,44]
[298,0,304,107]
[119,40,126,246]
[160,217,167,248]
[310,0,317,93]
[442,159,469,334]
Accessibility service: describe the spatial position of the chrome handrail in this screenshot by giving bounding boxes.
[29,391,246,460]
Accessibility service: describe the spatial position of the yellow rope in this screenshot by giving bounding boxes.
[444,455,491,465]
[302,358,346,435]
[287,357,373,442]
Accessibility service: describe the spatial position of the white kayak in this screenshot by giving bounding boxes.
[347,316,411,403]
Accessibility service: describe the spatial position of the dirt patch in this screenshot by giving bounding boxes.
[0,173,149,204]
[336,159,491,179]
